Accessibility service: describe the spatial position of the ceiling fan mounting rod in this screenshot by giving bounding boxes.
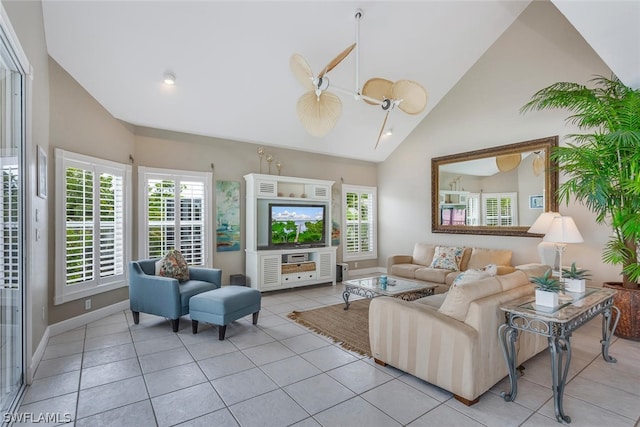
[331,84,383,106]
[354,8,362,99]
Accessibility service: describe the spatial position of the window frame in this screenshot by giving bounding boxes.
[481,192,518,226]
[342,184,377,262]
[54,149,132,305]
[138,166,213,267]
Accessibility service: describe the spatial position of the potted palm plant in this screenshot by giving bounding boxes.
[562,262,591,293]
[530,269,562,307]
[522,75,640,339]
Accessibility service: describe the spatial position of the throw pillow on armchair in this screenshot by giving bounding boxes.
[156,249,189,281]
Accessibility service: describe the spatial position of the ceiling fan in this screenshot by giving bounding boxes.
[290,9,428,148]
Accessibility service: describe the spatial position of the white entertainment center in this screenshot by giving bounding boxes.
[244,173,337,292]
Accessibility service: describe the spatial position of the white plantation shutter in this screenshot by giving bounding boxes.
[55,149,131,304]
[1,162,19,289]
[466,193,480,226]
[343,185,377,261]
[139,168,212,267]
[64,166,94,285]
[481,192,517,226]
[99,172,124,278]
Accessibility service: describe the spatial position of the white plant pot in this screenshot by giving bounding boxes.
[564,278,586,293]
[535,289,559,307]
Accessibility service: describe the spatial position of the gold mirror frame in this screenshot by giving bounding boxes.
[431,136,558,237]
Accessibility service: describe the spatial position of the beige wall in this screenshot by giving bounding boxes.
[133,127,378,282]
[378,0,619,286]
[3,0,50,357]
[47,58,136,323]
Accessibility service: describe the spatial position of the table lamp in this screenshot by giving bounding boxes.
[528,211,561,269]
[542,216,584,281]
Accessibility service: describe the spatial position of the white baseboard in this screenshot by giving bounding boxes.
[346,267,386,279]
[30,299,130,382]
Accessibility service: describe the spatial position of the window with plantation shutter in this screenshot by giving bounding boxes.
[481,192,517,226]
[139,167,212,266]
[343,185,377,261]
[1,162,19,290]
[55,149,131,304]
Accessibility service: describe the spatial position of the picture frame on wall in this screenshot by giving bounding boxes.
[529,195,543,209]
[37,145,47,199]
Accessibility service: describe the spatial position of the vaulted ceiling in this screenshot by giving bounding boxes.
[41,1,639,162]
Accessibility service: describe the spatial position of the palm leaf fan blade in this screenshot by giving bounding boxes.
[290,54,315,90]
[362,78,393,106]
[296,91,342,137]
[392,80,428,115]
[374,111,389,150]
[319,43,356,78]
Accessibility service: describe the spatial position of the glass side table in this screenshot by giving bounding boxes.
[498,287,620,424]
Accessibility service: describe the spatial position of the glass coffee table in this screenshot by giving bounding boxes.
[342,276,437,309]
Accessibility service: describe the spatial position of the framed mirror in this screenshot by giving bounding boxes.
[431,136,558,236]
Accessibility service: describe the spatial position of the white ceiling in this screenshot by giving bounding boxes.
[41,1,640,163]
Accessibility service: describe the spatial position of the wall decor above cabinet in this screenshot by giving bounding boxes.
[431,136,558,237]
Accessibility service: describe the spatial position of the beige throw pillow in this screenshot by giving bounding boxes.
[438,275,502,321]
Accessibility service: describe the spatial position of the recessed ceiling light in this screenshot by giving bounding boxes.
[384,128,393,137]
[163,72,176,85]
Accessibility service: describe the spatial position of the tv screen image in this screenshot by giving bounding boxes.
[269,204,326,247]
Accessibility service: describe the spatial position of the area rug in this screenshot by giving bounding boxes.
[288,299,371,357]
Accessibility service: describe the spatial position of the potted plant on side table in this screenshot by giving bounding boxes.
[562,262,591,293]
[531,269,562,308]
[522,75,640,340]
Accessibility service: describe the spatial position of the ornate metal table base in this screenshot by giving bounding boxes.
[499,292,620,424]
[342,285,434,310]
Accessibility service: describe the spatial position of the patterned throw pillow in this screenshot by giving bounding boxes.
[452,264,498,287]
[429,246,465,271]
[158,249,189,282]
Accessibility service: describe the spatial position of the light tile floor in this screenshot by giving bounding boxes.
[14,283,640,427]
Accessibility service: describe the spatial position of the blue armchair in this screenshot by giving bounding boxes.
[129,259,222,332]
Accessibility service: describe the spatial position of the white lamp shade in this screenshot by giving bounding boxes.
[528,211,560,234]
[543,216,584,243]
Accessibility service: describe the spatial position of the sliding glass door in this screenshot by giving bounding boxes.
[0,17,25,416]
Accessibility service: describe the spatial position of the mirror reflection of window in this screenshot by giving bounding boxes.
[431,136,558,236]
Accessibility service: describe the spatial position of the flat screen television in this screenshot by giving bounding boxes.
[268,203,326,248]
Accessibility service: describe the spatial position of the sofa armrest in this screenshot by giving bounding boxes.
[369,296,479,399]
[387,255,413,273]
[189,267,222,287]
[129,262,181,317]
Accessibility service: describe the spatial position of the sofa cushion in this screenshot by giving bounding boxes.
[414,267,451,283]
[466,248,512,270]
[497,270,530,292]
[414,292,448,309]
[429,246,465,271]
[458,247,474,271]
[158,249,189,282]
[390,264,422,279]
[412,243,436,267]
[438,275,502,321]
[497,265,517,275]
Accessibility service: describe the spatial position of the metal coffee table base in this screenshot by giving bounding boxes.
[342,285,434,310]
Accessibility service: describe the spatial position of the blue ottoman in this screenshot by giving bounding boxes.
[189,286,261,340]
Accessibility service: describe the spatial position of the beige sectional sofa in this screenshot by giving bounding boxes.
[387,242,515,294]
[369,267,549,405]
